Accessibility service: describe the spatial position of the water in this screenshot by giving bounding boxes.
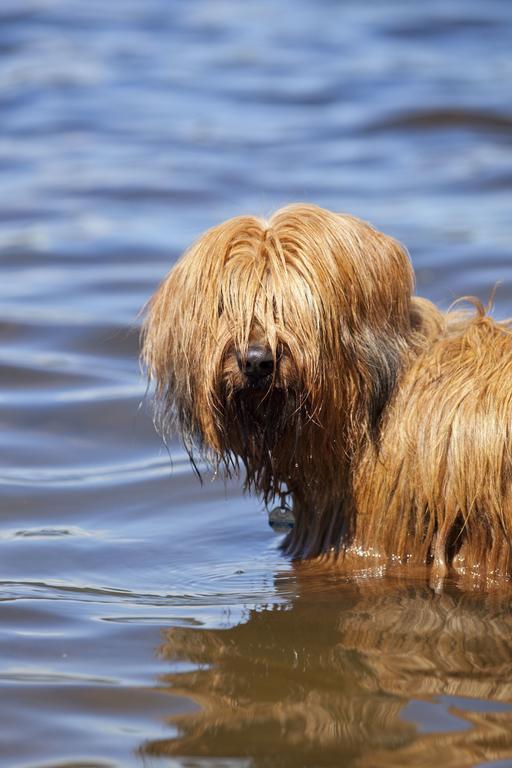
[1,1,512,765]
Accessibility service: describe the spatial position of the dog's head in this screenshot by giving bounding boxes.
[142,204,416,503]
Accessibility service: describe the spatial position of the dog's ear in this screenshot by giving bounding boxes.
[141,258,191,442]
[141,243,220,450]
[141,257,186,401]
[334,213,415,336]
[334,217,416,436]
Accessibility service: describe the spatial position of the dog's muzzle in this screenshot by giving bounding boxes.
[237,345,274,384]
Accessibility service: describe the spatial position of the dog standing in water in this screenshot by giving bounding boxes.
[142,204,512,587]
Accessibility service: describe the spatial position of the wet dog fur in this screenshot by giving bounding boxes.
[142,204,512,587]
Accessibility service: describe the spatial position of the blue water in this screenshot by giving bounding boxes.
[1,1,512,766]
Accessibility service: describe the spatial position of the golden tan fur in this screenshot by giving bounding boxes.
[141,203,512,586]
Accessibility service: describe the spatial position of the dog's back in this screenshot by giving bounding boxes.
[353,304,512,585]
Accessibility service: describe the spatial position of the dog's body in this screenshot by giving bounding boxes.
[142,204,512,585]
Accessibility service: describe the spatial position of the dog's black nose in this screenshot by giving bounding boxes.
[238,346,274,379]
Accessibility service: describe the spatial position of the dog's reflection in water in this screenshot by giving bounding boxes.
[140,571,512,767]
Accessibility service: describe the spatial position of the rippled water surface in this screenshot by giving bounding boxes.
[2,1,512,766]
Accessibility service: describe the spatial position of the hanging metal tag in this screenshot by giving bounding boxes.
[268,493,294,533]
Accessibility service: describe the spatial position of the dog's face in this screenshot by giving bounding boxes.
[142,204,415,504]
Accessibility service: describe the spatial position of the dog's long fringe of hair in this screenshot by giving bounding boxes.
[142,203,512,586]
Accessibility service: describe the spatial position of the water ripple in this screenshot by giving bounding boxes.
[0,455,190,488]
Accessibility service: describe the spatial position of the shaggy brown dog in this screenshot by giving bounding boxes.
[142,204,512,586]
